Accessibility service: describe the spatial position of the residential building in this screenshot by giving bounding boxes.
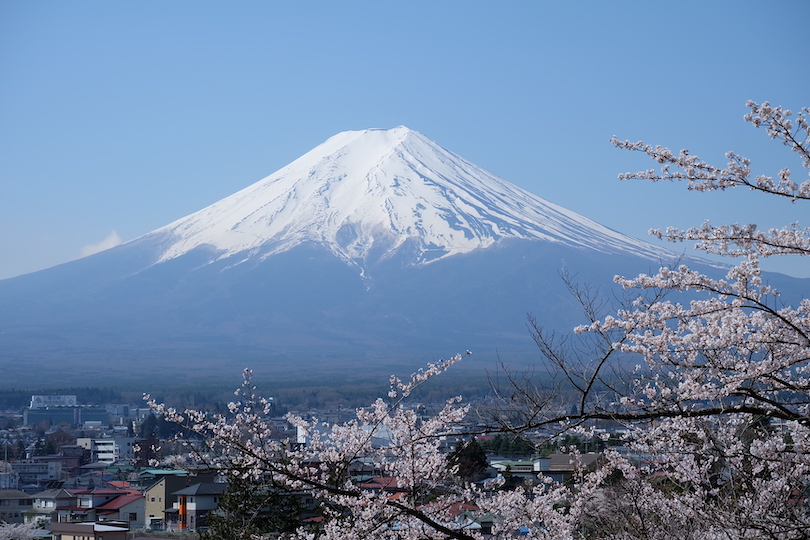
[32,488,145,527]
[71,488,129,514]
[0,489,33,524]
[26,488,76,525]
[75,438,135,464]
[142,471,215,530]
[95,491,145,529]
[168,482,227,531]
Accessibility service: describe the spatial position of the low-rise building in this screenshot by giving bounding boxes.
[95,491,145,529]
[26,487,75,525]
[0,489,33,524]
[168,482,227,531]
[11,460,62,485]
[140,469,218,530]
[24,407,109,428]
[75,438,135,464]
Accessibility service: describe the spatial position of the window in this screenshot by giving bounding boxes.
[150,497,155,502]
[129,512,137,521]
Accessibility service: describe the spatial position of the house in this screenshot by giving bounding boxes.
[0,489,33,524]
[542,453,602,483]
[50,488,137,524]
[25,488,76,525]
[71,488,128,511]
[95,491,145,529]
[28,487,145,529]
[142,471,215,530]
[167,482,227,531]
[450,505,494,535]
[355,476,400,493]
[347,457,381,477]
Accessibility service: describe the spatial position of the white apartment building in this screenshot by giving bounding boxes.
[75,438,134,464]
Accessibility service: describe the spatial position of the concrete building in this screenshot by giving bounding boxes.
[75,438,135,464]
[24,407,109,428]
[30,396,77,409]
[11,460,62,485]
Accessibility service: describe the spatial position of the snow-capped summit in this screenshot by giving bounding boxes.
[144,126,666,270]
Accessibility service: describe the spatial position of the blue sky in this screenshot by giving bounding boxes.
[1,0,808,280]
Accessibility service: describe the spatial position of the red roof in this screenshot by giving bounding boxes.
[107,481,131,488]
[68,488,127,496]
[97,492,143,510]
[446,502,479,518]
[356,476,399,490]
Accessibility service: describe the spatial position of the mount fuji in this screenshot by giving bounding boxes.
[144,126,668,271]
[2,127,801,388]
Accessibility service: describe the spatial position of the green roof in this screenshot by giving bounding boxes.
[138,468,188,476]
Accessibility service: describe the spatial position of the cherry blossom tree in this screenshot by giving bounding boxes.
[149,101,809,539]
[602,100,810,538]
[0,522,38,540]
[493,99,810,539]
[149,357,489,540]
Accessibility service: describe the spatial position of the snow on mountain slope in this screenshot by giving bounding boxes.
[143,126,669,269]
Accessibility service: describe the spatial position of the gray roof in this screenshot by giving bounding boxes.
[171,482,227,496]
[0,489,33,499]
[32,488,73,499]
